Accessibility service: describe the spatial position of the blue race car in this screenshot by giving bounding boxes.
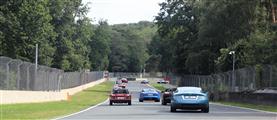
[170,87,209,113]
[139,88,160,102]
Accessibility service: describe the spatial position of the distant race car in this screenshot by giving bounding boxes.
[161,88,176,105]
[115,79,122,84]
[139,88,160,102]
[170,87,209,113]
[117,83,127,88]
[140,79,149,84]
[121,78,128,83]
[109,88,131,105]
[157,79,169,84]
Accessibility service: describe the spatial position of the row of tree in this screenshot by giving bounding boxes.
[108,22,156,72]
[0,0,156,72]
[147,0,277,75]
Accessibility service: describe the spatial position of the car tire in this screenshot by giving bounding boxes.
[161,100,166,105]
[109,101,113,106]
[128,101,131,105]
[155,99,160,102]
[202,107,209,113]
[139,99,143,102]
[170,106,176,112]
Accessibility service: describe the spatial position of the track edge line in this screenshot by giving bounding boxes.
[211,102,277,114]
[52,98,109,120]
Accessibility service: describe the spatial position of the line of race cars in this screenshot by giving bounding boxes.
[109,78,209,113]
[110,78,131,105]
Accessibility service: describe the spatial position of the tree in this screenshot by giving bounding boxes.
[0,0,156,72]
[153,0,200,74]
[151,0,277,75]
[108,23,151,72]
[0,0,56,65]
[89,20,111,71]
[49,0,91,71]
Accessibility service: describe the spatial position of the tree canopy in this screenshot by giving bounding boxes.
[1,0,276,74]
[0,0,156,72]
[148,0,277,74]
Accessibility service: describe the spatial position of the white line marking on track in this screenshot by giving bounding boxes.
[146,84,161,92]
[149,82,276,115]
[52,98,109,120]
[211,102,277,115]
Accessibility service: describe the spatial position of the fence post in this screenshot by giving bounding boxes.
[57,70,61,91]
[252,67,256,90]
[6,60,10,89]
[26,64,31,90]
[5,60,16,89]
[35,44,38,88]
[269,65,272,88]
[17,62,23,89]
[47,69,50,91]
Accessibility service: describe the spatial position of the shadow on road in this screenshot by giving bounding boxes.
[102,103,130,106]
[168,109,206,113]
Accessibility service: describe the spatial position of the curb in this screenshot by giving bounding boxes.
[52,98,109,120]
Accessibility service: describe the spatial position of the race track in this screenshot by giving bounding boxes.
[58,80,277,120]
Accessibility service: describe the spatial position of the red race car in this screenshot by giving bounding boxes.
[161,88,176,105]
[109,88,131,105]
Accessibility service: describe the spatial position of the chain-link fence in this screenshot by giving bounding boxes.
[168,65,277,93]
[0,56,105,91]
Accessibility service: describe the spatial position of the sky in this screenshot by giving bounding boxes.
[82,0,165,25]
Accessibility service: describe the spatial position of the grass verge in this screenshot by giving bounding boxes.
[1,81,113,119]
[150,83,166,91]
[217,101,277,112]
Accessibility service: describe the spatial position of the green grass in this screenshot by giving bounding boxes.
[1,81,113,120]
[150,83,166,91]
[218,101,277,112]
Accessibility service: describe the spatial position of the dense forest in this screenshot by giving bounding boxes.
[1,0,277,75]
[147,0,277,75]
[0,0,156,72]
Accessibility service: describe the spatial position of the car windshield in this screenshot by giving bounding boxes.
[113,89,129,94]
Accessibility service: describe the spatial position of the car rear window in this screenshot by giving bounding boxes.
[175,87,202,93]
[165,89,173,92]
[113,89,129,94]
[143,89,156,92]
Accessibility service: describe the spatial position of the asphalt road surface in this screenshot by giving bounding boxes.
[59,80,277,120]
